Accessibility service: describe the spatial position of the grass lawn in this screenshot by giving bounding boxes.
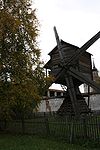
[0,134,99,150]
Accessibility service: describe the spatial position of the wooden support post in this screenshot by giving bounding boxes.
[65,75,80,116]
[87,85,90,107]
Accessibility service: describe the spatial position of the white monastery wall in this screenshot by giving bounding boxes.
[37,94,100,112]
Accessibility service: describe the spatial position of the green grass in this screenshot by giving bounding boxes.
[0,134,99,150]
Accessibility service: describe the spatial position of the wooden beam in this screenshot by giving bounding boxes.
[68,67,100,93]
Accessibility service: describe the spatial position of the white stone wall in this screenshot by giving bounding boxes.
[38,98,64,112]
[37,94,100,112]
[85,94,100,111]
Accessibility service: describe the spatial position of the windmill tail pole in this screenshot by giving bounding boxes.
[53,26,61,48]
[53,26,64,63]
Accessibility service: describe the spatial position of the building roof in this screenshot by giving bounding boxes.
[48,39,92,56]
[48,40,79,55]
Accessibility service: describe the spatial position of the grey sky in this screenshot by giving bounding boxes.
[56,0,100,12]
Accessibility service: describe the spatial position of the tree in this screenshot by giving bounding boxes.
[0,0,46,121]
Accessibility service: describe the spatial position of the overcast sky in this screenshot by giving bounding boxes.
[33,0,100,90]
[34,0,100,72]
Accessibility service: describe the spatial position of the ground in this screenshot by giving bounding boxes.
[0,134,99,150]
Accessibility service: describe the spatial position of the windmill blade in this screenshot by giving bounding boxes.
[65,31,100,66]
[68,67,100,93]
[54,27,100,68]
[53,62,100,93]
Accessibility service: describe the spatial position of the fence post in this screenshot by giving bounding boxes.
[69,117,74,143]
[70,121,74,143]
[82,115,87,139]
[45,117,50,136]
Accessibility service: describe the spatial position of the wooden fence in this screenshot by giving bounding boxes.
[0,113,100,143]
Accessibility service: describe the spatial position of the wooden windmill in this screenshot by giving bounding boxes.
[44,27,100,116]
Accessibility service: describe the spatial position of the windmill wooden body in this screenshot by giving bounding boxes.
[44,27,100,116]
